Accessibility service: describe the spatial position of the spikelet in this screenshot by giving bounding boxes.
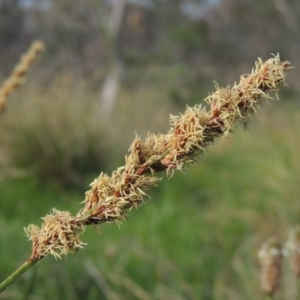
[0,40,45,113]
[25,209,86,260]
[25,55,292,259]
[258,237,283,296]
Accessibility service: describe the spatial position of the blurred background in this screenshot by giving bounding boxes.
[1,0,300,299]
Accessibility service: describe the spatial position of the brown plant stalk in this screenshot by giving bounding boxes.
[0,54,292,293]
[0,40,45,113]
[258,237,283,296]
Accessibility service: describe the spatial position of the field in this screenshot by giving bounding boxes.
[0,68,299,300]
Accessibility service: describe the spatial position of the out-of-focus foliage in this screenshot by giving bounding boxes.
[1,0,300,84]
[1,0,299,188]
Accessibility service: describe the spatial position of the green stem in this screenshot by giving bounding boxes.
[0,258,40,294]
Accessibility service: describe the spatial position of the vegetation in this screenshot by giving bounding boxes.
[1,1,300,299]
[0,50,297,299]
[1,102,300,299]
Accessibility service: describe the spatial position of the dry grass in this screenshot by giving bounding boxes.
[0,41,45,113]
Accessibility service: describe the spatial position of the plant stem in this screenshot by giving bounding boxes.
[0,258,40,294]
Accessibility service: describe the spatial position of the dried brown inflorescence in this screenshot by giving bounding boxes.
[25,55,292,260]
[0,40,45,113]
[258,236,283,296]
